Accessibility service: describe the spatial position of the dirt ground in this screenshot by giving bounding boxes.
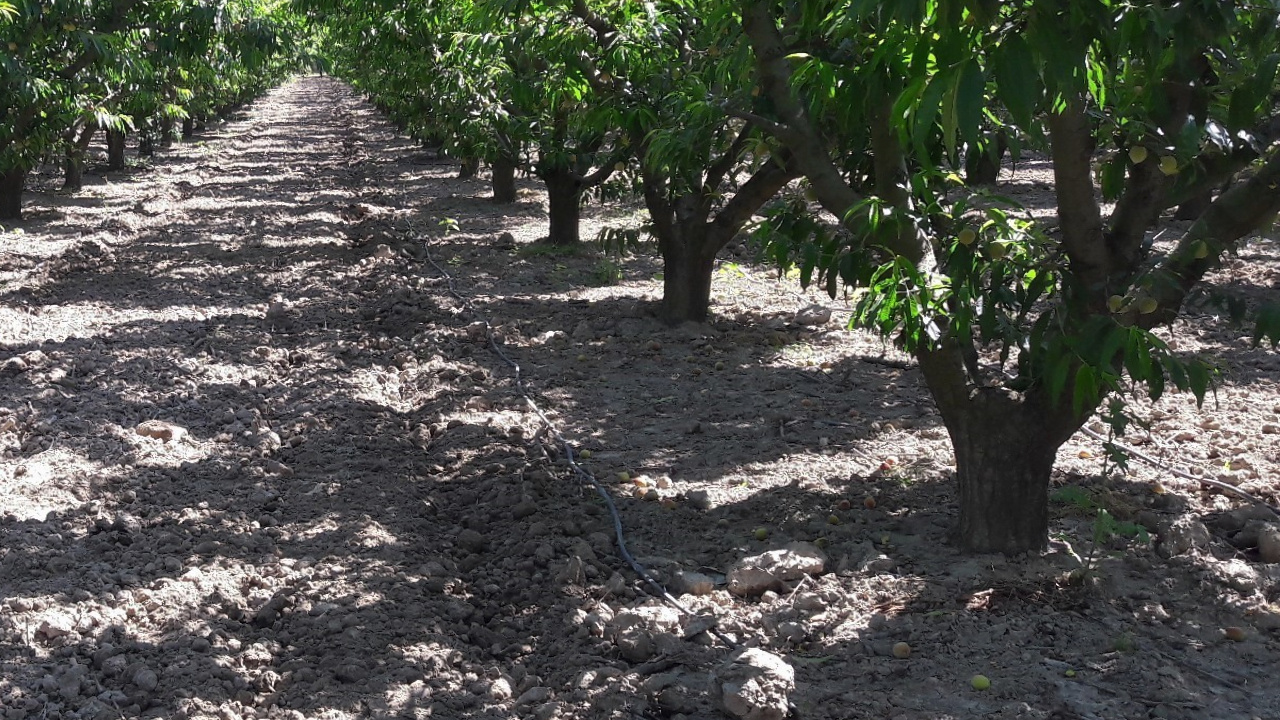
[2,76,1279,720]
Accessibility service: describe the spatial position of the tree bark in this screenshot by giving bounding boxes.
[107,130,126,171]
[659,228,721,324]
[916,341,1086,554]
[160,117,175,147]
[543,169,582,246]
[182,117,195,138]
[62,125,97,192]
[492,156,517,203]
[458,156,479,180]
[139,133,155,157]
[0,167,26,220]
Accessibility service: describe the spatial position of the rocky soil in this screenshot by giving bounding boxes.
[1,76,1279,720]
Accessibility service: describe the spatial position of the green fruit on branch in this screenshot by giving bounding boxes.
[1128,146,1148,164]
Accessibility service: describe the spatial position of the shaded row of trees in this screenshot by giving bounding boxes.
[304,0,1280,554]
[0,0,302,219]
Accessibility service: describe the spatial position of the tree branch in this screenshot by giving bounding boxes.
[1142,145,1280,327]
[702,121,756,196]
[709,149,799,236]
[1047,97,1108,293]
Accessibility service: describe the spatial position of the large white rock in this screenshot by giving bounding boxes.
[717,648,795,720]
[728,542,826,597]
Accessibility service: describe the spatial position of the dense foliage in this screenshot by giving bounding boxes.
[0,0,301,218]
[8,0,1279,553]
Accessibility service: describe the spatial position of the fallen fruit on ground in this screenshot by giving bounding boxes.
[892,642,911,659]
[971,674,991,690]
[1224,626,1247,642]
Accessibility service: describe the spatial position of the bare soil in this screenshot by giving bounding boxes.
[2,76,1279,720]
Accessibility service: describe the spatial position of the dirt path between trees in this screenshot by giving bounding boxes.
[2,76,1279,720]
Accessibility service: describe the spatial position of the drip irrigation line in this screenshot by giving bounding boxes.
[1079,425,1280,520]
[411,224,740,650]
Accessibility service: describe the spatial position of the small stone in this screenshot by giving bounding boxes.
[1157,516,1211,558]
[135,420,186,442]
[727,542,826,597]
[335,664,368,683]
[37,612,76,639]
[717,648,795,720]
[515,687,552,706]
[1257,526,1280,563]
[686,490,712,510]
[457,528,487,553]
[673,570,716,596]
[793,304,832,327]
[131,666,159,692]
[487,677,513,701]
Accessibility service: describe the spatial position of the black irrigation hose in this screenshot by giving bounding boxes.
[411,224,740,650]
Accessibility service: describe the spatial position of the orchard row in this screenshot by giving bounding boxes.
[303,1,1280,553]
[0,0,304,218]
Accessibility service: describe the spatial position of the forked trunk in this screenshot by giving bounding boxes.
[544,170,582,246]
[107,130,126,170]
[492,156,517,203]
[0,167,25,220]
[63,125,96,192]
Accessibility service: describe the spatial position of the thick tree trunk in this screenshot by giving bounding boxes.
[107,130,126,171]
[492,156,517,203]
[544,170,582,246]
[947,400,1060,553]
[917,342,1086,554]
[160,117,175,147]
[659,236,718,323]
[63,155,84,192]
[0,167,26,220]
[458,157,479,180]
[182,117,195,138]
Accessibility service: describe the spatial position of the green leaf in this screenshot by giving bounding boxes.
[990,35,1038,128]
[956,59,986,154]
[1073,364,1098,417]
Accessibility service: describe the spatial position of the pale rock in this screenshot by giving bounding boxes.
[37,612,76,639]
[1257,525,1280,563]
[487,677,513,701]
[673,570,716,596]
[727,542,826,597]
[792,304,832,327]
[607,604,682,663]
[717,648,795,720]
[515,686,552,706]
[686,490,712,510]
[135,420,186,443]
[1157,516,1211,558]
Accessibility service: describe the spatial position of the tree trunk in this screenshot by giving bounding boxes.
[139,133,155,157]
[492,156,517,203]
[160,117,175,147]
[659,236,718,323]
[0,167,26,220]
[63,125,97,192]
[965,130,1008,185]
[107,130,126,170]
[458,156,479,180]
[182,117,195,138]
[947,399,1059,553]
[917,342,1086,554]
[544,170,582,246]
